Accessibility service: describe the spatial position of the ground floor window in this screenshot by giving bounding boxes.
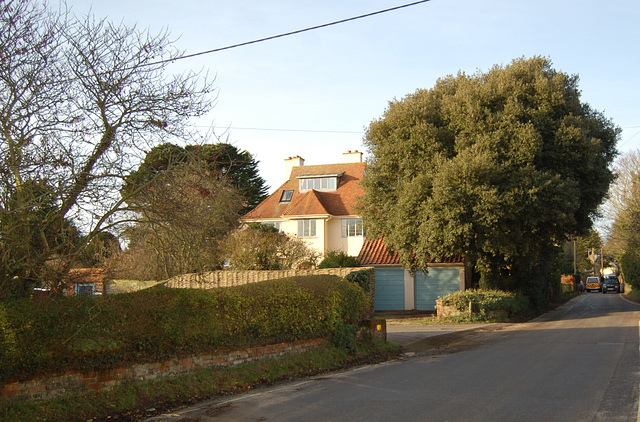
[298,219,316,238]
[341,218,363,237]
[75,283,94,296]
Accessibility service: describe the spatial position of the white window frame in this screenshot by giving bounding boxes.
[75,283,94,296]
[298,175,339,193]
[298,219,316,238]
[341,218,364,237]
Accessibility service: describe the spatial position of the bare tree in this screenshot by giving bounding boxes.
[223,224,319,271]
[604,150,640,256]
[112,161,243,280]
[0,1,215,298]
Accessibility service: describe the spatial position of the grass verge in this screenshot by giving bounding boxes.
[0,341,399,422]
[624,288,640,303]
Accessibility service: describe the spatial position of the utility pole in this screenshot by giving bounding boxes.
[573,237,577,274]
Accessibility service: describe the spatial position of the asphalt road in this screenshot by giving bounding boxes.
[147,293,640,422]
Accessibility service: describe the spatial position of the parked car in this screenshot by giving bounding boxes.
[586,276,601,292]
[602,276,621,294]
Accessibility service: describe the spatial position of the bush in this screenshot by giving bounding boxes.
[331,324,358,354]
[0,276,368,382]
[318,251,360,269]
[344,269,373,293]
[438,289,530,320]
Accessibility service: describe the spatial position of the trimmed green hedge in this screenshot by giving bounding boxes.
[439,289,530,320]
[0,275,367,382]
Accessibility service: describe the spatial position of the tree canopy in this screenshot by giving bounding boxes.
[360,57,619,306]
[122,142,268,212]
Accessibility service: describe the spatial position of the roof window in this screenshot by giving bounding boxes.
[298,174,341,193]
[280,190,293,202]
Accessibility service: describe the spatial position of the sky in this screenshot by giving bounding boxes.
[68,0,640,193]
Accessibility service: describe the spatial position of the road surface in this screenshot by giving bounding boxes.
[147,293,640,421]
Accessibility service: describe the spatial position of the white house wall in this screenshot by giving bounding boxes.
[325,217,365,257]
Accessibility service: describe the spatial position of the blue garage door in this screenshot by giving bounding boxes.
[374,268,405,311]
[414,268,460,310]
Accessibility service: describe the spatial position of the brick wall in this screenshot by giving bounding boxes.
[1,338,326,402]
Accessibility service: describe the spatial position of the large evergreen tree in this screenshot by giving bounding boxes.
[360,57,619,308]
[122,142,268,212]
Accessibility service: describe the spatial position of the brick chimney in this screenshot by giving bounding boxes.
[284,155,304,179]
[343,150,363,163]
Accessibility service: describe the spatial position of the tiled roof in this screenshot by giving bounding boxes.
[283,189,330,217]
[358,237,401,265]
[358,237,464,265]
[67,268,108,283]
[243,162,365,220]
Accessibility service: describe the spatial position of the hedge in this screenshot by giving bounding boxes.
[438,289,530,319]
[0,275,367,382]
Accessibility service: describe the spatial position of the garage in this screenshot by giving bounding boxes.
[414,268,461,310]
[373,268,405,311]
[360,238,467,311]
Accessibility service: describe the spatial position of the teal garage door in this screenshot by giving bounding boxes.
[414,268,460,310]
[374,268,405,311]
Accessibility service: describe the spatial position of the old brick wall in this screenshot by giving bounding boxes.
[1,338,326,402]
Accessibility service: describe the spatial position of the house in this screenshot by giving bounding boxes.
[244,151,468,311]
[65,268,107,296]
[242,151,366,258]
[358,238,470,311]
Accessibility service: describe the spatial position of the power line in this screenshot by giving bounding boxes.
[206,126,363,134]
[156,0,432,66]
[59,1,432,84]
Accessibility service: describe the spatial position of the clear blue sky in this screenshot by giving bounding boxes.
[69,0,639,193]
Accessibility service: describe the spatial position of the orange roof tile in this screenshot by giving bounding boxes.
[243,162,365,220]
[283,190,330,217]
[358,238,464,266]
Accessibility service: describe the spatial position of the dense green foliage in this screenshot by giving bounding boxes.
[318,251,361,269]
[344,268,374,293]
[557,231,602,278]
[0,276,367,382]
[361,57,619,308]
[0,180,83,299]
[439,289,530,320]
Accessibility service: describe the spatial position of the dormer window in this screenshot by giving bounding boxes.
[298,173,341,193]
[280,190,293,202]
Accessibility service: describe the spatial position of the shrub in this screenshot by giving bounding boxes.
[438,289,530,320]
[344,269,373,293]
[0,276,368,382]
[330,324,358,354]
[318,251,360,269]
